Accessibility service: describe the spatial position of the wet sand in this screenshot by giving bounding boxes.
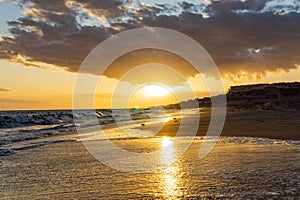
[0,136,299,199]
[1,108,299,199]
[155,108,300,140]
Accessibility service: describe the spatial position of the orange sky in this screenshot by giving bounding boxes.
[1,60,300,110]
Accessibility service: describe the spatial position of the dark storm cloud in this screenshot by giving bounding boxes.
[206,0,269,13]
[0,0,299,80]
[146,11,300,75]
[1,0,113,70]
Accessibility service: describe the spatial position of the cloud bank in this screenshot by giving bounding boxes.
[0,0,299,81]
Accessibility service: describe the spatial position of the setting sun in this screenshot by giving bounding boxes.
[1,1,300,199]
[143,84,171,97]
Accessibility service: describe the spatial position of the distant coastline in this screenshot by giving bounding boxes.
[163,82,300,110]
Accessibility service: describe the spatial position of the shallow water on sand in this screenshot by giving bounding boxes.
[0,137,299,199]
[1,108,299,199]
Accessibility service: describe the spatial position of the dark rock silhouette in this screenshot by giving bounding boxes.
[163,82,300,110]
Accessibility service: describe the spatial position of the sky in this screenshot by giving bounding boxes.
[0,0,300,110]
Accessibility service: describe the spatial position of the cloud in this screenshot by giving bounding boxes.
[206,0,269,14]
[0,0,299,82]
[66,0,124,22]
[0,88,12,92]
[0,97,49,110]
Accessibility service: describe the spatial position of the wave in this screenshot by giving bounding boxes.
[0,109,179,146]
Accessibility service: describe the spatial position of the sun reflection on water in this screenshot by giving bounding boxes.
[160,137,183,199]
[161,117,171,123]
[161,137,172,147]
[152,116,171,124]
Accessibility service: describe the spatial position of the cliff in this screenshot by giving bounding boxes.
[163,82,300,110]
[227,82,300,110]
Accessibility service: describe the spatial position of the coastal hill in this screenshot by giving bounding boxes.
[164,82,300,110]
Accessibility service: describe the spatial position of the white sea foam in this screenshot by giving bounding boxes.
[0,109,299,149]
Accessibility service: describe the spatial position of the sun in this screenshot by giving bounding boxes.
[143,84,171,97]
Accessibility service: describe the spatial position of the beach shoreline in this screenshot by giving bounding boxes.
[1,107,299,199]
[1,135,299,199]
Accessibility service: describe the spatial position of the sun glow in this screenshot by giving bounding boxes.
[143,84,171,97]
[161,137,172,148]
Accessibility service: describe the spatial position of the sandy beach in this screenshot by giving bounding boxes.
[1,108,299,199]
[1,135,299,199]
[152,108,300,140]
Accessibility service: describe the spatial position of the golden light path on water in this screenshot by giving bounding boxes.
[160,137,183,198]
